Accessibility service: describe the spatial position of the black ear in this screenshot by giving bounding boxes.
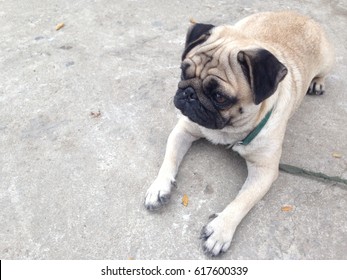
[182,23,215,60]
[237,49,288,105]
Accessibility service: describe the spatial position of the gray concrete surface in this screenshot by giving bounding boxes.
[1,0,346,260]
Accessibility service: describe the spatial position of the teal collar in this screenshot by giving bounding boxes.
[239,108,274,145]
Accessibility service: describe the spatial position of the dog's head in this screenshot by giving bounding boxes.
[174,23,288,129]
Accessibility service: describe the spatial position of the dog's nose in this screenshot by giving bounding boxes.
[183,87,197,101]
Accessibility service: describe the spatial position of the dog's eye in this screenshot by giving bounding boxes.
[213,92,229,105]
[211,92,237,109]
[214,93,227,104]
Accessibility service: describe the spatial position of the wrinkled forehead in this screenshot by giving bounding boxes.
[181,41,239,86]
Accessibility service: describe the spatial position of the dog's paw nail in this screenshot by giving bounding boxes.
[158,191,171,204]
[171,180,178,188]
[145,179,173,211]
[209,213,218,220]
[144,200,161,211]
[200,225,213,240]
[202,239,230,257]
[202,244,215,257]
[145,194,170,211]
[307,81,325,95]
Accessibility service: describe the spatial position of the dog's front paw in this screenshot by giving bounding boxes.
[200,214,235,257]
[144,178,176,211]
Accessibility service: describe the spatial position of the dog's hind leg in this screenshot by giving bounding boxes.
[307,76,326,95]
[307,37,335,96]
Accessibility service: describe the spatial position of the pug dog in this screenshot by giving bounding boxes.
[145,11,334,256]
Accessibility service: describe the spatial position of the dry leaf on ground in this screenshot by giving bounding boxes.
[90,110,101,118]
[332,152,342,158]
[55,22,65,31]
[182,194,189,207]
[281,205,294,212]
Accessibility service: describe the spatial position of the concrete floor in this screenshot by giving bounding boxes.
[0,0,346,260]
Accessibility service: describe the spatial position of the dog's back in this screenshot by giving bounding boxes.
[234,11,334,104]
[235,11,334,79]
